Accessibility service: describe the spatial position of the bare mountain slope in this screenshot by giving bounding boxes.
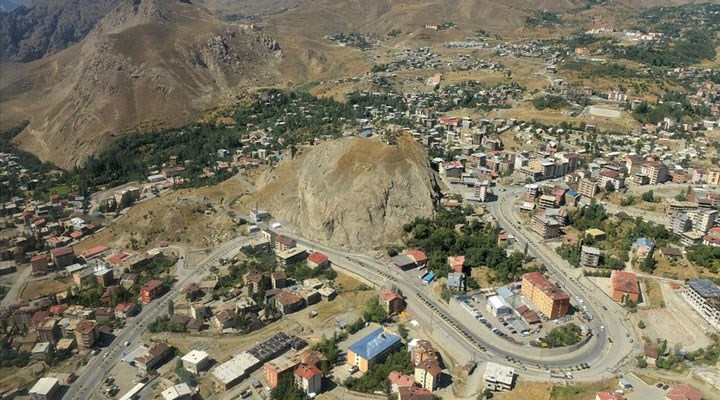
[0,0,118,62]
[249,135,440,250]
[1,0,281,168]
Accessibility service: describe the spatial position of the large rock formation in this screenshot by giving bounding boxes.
[252,135,440,250]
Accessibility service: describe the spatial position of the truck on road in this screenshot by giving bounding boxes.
[423,272,435,286]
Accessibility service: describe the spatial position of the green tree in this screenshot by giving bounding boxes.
[638,320,646,329]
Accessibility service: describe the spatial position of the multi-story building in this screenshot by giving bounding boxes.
[347,327,402,373]
[577,178,598,199]
[140,279,165,304]
[641,161,668,185]
[30,254,50,275]
[687,209,717,234]
[707,170,720,185]
[181,350,210,374]
[682,279,720,332]
[264,355,301,388]
[74,319,98,353]
[38,318,61,345]
[474,180,490,202]
[598,169,625,191]
[50,246,75,269]
[532,215,562,239]
[29,377,59,400]
[520,272,570,319]
[414,358,441,391]
[483,362,515,392]
[580,246,600,268]
[379,289,405,315]
[294,363,323,395]
[135,341,173,374]
[671,214,692,235]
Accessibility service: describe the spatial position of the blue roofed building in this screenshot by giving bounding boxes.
[636,237,655,257]
[347,327,402,372]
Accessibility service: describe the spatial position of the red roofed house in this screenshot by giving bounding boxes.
[307,252,329,269]
[294,363,323,395]
[596,392,625,400]
[665,384,704,400]
[114,303,139,319]
[106,251,130,267]
[140,279,165,304]
[415,358,441,391]
[398,387,433,400]
[50,246,75,269]
[611,270,640,304]
[403,250,428,268]
[379,289,405,315]
[80,245,109,260]
[448,256,465,273]
[389,371,415,394]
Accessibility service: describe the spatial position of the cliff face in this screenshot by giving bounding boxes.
[252,135,440,250]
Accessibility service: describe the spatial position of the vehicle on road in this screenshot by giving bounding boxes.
[422,272,435,285]
[124,341,131,346]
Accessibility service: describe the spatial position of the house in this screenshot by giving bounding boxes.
[135,341,173,374]
[483,362,515,391]
[636,237,655,257]
[447,256,465,273]
[398,387,434,400]
[414,358,441,391]
[389,371,415,394]
[643,344,658,366]
[347,327,402,372]
[264,355,301,389]
[585,228,606,241]
[212,309,237,331]
[140,279,164,304]
[235,297,258,315]
[274,291,306,315]
[294,363,323,395]
[161,383,192,400]
[181,350,210,374]
[271,271,287,289]
[299,349,328,369]
[596,392,625,400]
[391,254,416,270]
[611,270,640,304]
[660,247,683,259]
[379,289,405,315]
[30,254,50,275]
[307,252,329,269]
[447,272,465,291]
[403,250,427,268]
[29,377,59,400]
[665,383,704,400]
[114,303,139,319]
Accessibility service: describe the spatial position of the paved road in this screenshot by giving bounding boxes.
[64,234,260,400]
[488,185,637,376]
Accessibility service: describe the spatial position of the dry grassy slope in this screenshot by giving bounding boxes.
[1,0,280,169]
[247,135,439,250]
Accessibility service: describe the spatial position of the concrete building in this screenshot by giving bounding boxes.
[181,350,210,374]
[577,178,598,199]
[264,355,300,389]
[580,246,601,268]
[611,271,640,304]
[135,342,173,374]
[294,363,323,395]
[641,161,668,185]
[50,246,75,269]
[532,215,562,239]
[276,247,308,267]
[483,362,515,392]
[687,209,717,234]
[486,295,511,317]
[682,279,720,332]
[29,377,59,400]
[520,272,570,319]
[74,319,98,353]
[161,384,192,400]
[140,279,164,304]
[414,358,441,391]
[347,327,402,373]
[379,289,405,315]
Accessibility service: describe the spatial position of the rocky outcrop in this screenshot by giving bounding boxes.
[252,135,440,250]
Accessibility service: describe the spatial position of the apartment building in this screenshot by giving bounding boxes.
[682,279,720,332]
[520,272,570,319]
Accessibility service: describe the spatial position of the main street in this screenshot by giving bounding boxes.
[64,234,261,400]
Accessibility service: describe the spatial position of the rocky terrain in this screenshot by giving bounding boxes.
[249,135,440,250]
[2,0,282,168]
[0,0,118,62]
